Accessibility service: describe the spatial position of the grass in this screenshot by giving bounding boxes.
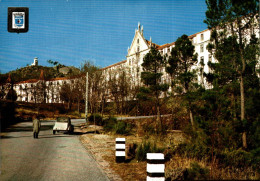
[165,155,259,180]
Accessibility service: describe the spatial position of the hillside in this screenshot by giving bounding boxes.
[0,65,81,84]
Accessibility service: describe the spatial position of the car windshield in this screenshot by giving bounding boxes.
[57,117,69,122]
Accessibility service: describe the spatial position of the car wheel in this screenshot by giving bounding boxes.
[53,130,56,135]
[69,125,74,134]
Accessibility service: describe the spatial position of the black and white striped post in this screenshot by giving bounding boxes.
[115,138,125,163]
[147,153,165,181]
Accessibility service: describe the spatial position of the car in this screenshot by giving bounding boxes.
[53,117,74,134]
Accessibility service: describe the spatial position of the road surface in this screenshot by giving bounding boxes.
[0,119,109,181]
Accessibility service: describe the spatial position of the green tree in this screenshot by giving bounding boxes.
[204,0,259,149]
[47,60,59,66]
[166,34,198,128]
[139,46,169,132]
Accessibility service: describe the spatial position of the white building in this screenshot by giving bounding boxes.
[31,57,38,66]
[102,23,215,90]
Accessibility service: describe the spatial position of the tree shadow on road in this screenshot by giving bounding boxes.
[3,125,53,132]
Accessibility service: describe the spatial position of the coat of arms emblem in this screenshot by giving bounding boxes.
[12,12,25,29]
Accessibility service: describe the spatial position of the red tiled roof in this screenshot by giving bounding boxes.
[156,29,209,50]
[188,29,209,39]
[48,77,70,81]
[158,42,175,50]
[101,60,127,70]
[17,79,39,84]
[146,40,160,48]
[16,76,80,84]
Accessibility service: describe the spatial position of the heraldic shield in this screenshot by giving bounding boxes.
[8,7,29,33]
[13,12,25,28]
[15,15,24,27]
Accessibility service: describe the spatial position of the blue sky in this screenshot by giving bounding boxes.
[0,0,207,73]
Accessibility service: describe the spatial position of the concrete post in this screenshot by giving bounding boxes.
[115,138,125,163]
[147,153,165,181]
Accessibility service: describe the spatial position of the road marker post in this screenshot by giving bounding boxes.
[147,153,165,181]
[115,138,125,163]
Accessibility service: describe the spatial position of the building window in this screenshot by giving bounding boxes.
[200,56,204,86]
[137,39,139,44]
[208,54,212,62]
[200,56,204,65]
[200,44,204,53]
[201,33,204,41]
[137,46,140,52]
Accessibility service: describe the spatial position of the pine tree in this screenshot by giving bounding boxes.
[139,46,169,132]
[204,0,259,149]
[166,34,198,128]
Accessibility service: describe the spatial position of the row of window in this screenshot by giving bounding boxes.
[193,33,205,44]
[200,54,213,64]
[129,58,140,66]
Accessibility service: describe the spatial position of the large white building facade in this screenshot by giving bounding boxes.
[1,21,259,103]
[102,23,215,90]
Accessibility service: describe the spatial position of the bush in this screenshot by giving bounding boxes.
[174,142,210,160]
[89,113,103,126]
[220,148,253,168]
[143,122,156,135]
[184,162,209,180]
[114,121,132,135]
[136,140,165,161]
[103,117,117,132]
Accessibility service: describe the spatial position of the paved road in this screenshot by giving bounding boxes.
[0,119,109,181]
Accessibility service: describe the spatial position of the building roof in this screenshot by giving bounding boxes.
[156,29,209,50]
[158,42,175,50]
[100,60,127,70]
[188,29,209,39]
[17,79,39,84]
[15,76,82,85]
[146,40,160,48]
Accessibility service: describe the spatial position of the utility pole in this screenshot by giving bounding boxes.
[85,72,88,123]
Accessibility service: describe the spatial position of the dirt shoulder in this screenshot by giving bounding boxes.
[79,124,147,181]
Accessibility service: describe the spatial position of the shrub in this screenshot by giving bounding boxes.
[103,117,117,132]
[174,142,210,160]
[89,113,103,126]
[136,140,165,161]
[184,162,209,180]
[251,148,260,172]
[114,121,132,135]
[143,122,156,135]
[220,148,253,168]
